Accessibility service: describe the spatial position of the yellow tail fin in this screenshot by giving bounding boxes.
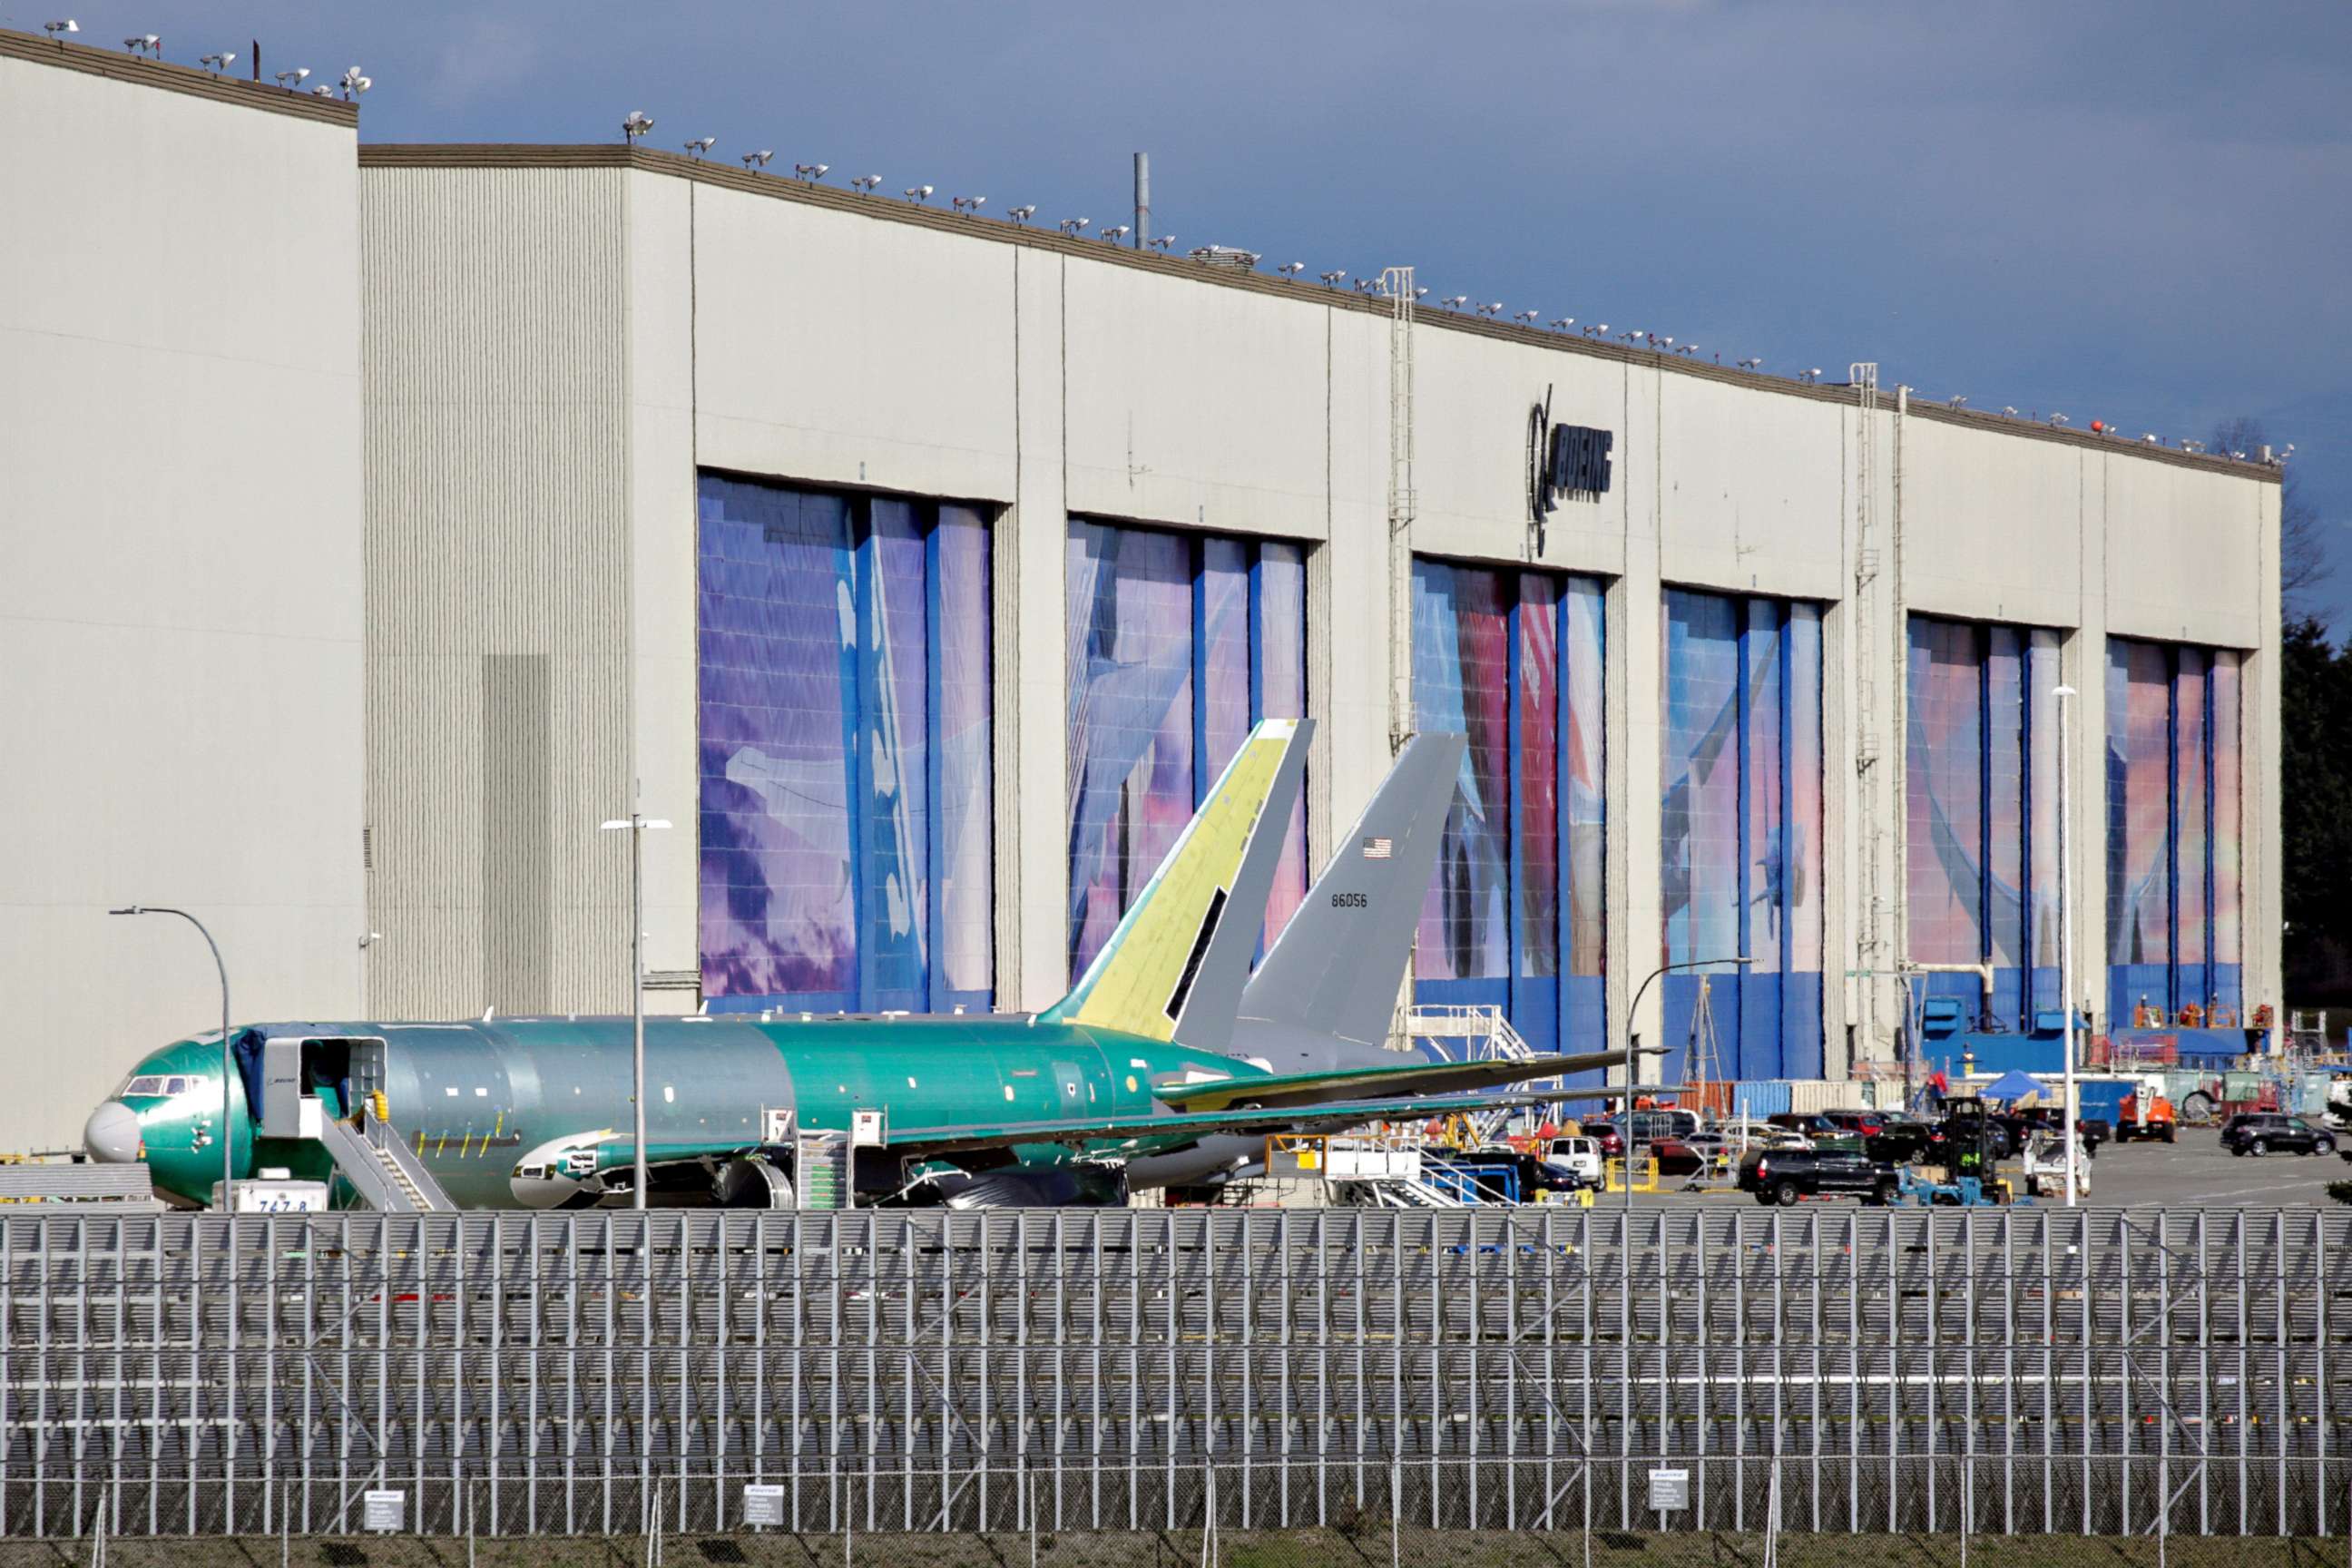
[1040,718,1309,1044]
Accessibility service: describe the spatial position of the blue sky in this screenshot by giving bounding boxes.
[37,0,2348,622]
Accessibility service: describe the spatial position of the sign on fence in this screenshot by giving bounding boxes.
[1648,1468,1690,1513]
[361,1491,406,1533]
[741,1485,786,1528]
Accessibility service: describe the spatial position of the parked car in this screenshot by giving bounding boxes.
[1735,1140,1900,1207]
[2021,1130,2092,1200]
[1458,1146,1584,1198]
[2220,1112,2338,1157]
[1714,1118,1809,1150]
[1544,1135,1604,1189]
[1865,1113,1942,1164]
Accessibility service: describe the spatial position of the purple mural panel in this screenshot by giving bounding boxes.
[1065,522,1195,977]
[697,480,857,1002]
[1518,574,1561,979]
[2211,651,2242,995]
[1565,580,1606,978]
[1414,561,1512,982]
[1661,591,1740,969]
[1906,617,1984,966]
[1787,605,1824,974]
[934,505,995,1000]
[1258,543,1308,941]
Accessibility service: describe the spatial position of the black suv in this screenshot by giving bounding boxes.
[2220,1112,2337,1158]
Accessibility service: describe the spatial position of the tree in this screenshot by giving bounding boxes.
[2211,416,2331,627]
[2278,616,2352,1000]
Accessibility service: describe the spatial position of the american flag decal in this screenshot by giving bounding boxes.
[1361,837,1393,859]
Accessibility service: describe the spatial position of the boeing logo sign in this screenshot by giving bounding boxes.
[1524,385,1613,545]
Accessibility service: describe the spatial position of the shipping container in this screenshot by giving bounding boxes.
[1790,1080,1872,1114]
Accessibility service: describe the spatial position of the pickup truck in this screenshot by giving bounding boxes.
[1736,1141,1901,1206]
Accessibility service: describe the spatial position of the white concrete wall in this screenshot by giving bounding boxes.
[357,152,2285,1072]
[0,45,364,1152]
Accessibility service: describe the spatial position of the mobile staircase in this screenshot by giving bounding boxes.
[1403,1004,1550,1139]
[317,1103,455,1211]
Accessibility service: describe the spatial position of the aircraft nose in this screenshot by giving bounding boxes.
[83,1100,142,1163]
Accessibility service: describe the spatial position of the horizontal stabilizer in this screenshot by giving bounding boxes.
[1154,1046,1656,1112]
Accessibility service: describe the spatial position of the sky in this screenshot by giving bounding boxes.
[28,0,2350,624]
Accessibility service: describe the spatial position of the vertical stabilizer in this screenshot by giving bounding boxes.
[1040,719,1311,1048]
[1237,730,1465,1050]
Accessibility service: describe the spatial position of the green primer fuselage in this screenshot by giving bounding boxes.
[110,1014,1248,1208]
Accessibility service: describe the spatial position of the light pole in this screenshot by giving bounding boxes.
[2053,683,2080,1207]
[1620,954,1753,1214]
[601,813,671,1210]
[110,906,234,1202]
[358,930,385,1015]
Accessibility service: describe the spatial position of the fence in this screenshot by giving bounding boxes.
[4,1207,2347,1540]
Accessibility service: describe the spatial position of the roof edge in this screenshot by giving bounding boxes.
[0,27,359,128]
[358,142,2277,485]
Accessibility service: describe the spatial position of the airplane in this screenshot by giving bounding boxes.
[84,720,1644,1210]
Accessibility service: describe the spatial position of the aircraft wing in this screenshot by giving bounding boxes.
[870,1093,1544,1161]
[570,1093,1535,1175]
[1153,1047,1657,1112]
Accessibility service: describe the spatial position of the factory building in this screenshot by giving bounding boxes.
[0,33,2284,1151]
[1,35,366,1153]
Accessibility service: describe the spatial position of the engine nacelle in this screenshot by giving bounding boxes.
[714,1156,796,1208]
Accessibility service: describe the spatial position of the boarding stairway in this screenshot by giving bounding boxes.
[316,1104,456,1212]
[1402,1003,1548,1140]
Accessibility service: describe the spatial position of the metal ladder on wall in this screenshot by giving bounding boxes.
[1850,361,1890,1074]
[1385,264,1416,753]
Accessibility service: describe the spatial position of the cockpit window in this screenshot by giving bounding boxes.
[121,1075,165,1096]
[163,1076,190,1095]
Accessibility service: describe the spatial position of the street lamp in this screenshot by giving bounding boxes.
[2053,684,2081,1207]
[110,906,234,1202]
[600,813,671,1210]
[1620,955,1753,1214]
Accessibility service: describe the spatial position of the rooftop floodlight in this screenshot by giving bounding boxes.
[123,33,159,55]
[42,18,76,38]
[903,183,933,201]
[1149,233,1176,250]
[1099,223,1129,242]
[951,194,985,214]
[1948,394,1967,407]
[1440,295,1468,310]
[1477,301,1504,318]
[273,67,309,89]
[1318,270,1346,287]
[2003,405,2018,416]
[2050,412,2069,426]
[684,137,716,159]
[1412,286,1429,300]
[742,149,774,170]
[1006,203,1037,223]
[310,84,333,96]
[199,49,235,73]
[621,110,655,142]
[1738,357,1763,369]
[1548,317,1573,330]
[849,174,882,193]
[339,66,370,98]
[793,162,829,182]
[1515,309,1539,324]
[1276,261,1306,278]
[1057,216,1090,235]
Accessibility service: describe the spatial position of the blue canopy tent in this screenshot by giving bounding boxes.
[1981,1069,2046,1104]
